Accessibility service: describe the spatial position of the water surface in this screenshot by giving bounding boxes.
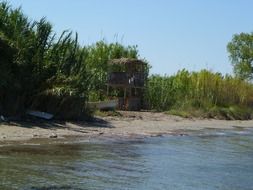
[1,128,253,190]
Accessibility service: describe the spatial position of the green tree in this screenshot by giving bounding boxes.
[227,32,253,80]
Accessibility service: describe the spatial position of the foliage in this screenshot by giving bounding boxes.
[206,105,253,120]
[227,32,253,80]
[145,69,253,119]
[0,2,142,117]
[2,2,253,120]
[85,41,139,101]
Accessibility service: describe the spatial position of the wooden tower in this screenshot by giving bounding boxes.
[107,58,147,111]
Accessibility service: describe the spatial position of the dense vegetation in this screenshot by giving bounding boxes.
[0,2,139,118]
[145,70,253,119]
[1,2,253,120]
[144,32,253,119]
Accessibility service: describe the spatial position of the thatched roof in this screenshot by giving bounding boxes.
[109,58,146,65]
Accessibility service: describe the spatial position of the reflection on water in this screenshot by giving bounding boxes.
[1,128,253,190]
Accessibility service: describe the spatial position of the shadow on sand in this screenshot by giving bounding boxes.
[4,116,114,131]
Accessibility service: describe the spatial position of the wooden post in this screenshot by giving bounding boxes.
[124,88,127,110]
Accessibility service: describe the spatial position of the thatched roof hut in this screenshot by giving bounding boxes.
[108,58,147,74]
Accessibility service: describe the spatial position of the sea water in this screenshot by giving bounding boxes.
[0,127,253,190]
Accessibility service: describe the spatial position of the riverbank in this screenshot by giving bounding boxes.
[1,111,253,143]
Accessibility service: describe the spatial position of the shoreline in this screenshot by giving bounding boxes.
[1,111,253,144]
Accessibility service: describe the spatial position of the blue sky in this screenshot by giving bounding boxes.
[6,0,253,75]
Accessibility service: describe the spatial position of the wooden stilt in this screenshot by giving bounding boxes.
[124,88,127,110]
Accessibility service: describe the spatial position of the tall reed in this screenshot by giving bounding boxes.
[0,2,142,116]
[145,69,253,112]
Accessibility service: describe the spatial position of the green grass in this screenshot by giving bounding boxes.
[166,106,253,120]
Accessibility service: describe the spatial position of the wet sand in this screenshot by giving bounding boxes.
[1,111,253,143]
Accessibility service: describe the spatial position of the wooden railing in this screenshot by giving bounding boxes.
[108,72,145,87]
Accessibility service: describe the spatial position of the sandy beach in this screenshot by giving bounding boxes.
[1,111,253,143]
